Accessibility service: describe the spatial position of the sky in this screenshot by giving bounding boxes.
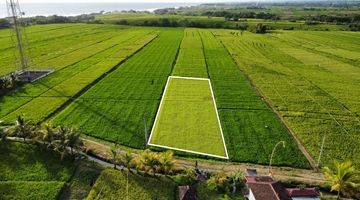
[6,0,278,3]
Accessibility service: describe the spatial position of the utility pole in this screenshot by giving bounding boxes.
[316,132,326,169]
[144,117,147,145]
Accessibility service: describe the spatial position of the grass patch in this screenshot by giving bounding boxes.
[149,77,227,159]
[87,169,176,200]
[0,141,75,199]
[0,181,65,200]
[59,161,103,200]
[0,142,74,181]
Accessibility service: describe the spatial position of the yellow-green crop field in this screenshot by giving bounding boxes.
[148,76,228,159]
[1,24,359,170]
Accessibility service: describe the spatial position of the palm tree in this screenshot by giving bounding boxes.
[38,123,56,149]
[159,151,175,175]
[10,116,36,141]
[119,151,134,172]
[110,146,119,169]
[207,171,229,192]
[0,127,8,143]
[230,170,244,194]
[52,125,69,160]
[138,149,159,176]
[65,127,83,155]
[323,161,360,199]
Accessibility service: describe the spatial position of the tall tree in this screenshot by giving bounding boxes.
[10,116,36,141]
[323,161,360,199]
[159,151,175,175]
[38,123,56,149]
[65,128,83,155]
[138,149,160,176]
[119,151,134,172]
[110,146,119,169]
[52,125,69,160]
[230,170,244,194]
[0,127,8,143]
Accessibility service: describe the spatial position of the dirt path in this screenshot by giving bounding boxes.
[83,138,326,186]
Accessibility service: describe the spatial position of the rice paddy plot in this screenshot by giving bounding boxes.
[148,76,228,159]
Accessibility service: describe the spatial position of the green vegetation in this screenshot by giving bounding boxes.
[0,181,65,200]
[53,28,183,148]
[149,77,227,158]
[0,25,156,123]
[198,29,309,168]
[87,169,177,200]
[323,161,360,199]
[88,164,246,200]
[96,12,351,31]
[0,141,74,199]
[60,162,103,200]
[214,29,360,167]
[172,29,208,78]
[1,21,359,171]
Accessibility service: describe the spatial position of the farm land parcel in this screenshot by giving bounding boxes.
[1,24,358,169]
[148,76,228,159]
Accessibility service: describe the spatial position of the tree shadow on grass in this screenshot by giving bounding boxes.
[0,141,75,182]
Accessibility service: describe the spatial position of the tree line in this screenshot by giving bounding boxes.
[1,116,83,160]
[202,10,279,21]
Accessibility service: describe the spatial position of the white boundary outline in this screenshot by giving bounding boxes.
[148,76,229,160]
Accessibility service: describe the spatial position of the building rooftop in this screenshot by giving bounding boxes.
[286,188,320,197]
[245,175,320,200]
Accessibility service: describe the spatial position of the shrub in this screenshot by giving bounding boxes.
[252,23,268,34]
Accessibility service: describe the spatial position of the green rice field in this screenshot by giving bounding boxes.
[149,76,227,159]
[1,23,359,169]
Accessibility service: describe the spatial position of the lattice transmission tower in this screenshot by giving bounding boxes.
[6,0,30,73]
[6,0,52,82]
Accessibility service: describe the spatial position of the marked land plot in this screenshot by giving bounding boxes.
[148,76,228,159]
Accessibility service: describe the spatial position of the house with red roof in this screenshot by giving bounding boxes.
[244,175,320,200]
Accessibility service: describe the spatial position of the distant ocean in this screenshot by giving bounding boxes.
[0,3,198,18]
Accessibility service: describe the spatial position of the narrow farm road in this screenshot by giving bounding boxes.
[5,136,326,185]
[83,138,326,186]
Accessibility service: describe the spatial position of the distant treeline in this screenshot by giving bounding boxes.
[0,13,102,28]
[201,11,279,21]
[0,19,10,28]
[115,18,225,28]
[306,14,360,24]
[23,14,103,25]
[1,11,359,32]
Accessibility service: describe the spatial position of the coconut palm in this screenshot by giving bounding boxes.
[38,123,56,149]
[138,149,160,176]
[119,151,134,172]
[159,150,175,175]
[207,171,230,192]
[10,116,36,141]
[110,146,119,169]
[65,128,83,155]
[323,161,360,199]
[0,127,8,143]
[230,170,244,193]
[52,125,70,160]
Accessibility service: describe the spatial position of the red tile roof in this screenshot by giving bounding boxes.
[245,176,318,200]
[246,176,291,200]
[248,182,281,200]
[286,188,320,197]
